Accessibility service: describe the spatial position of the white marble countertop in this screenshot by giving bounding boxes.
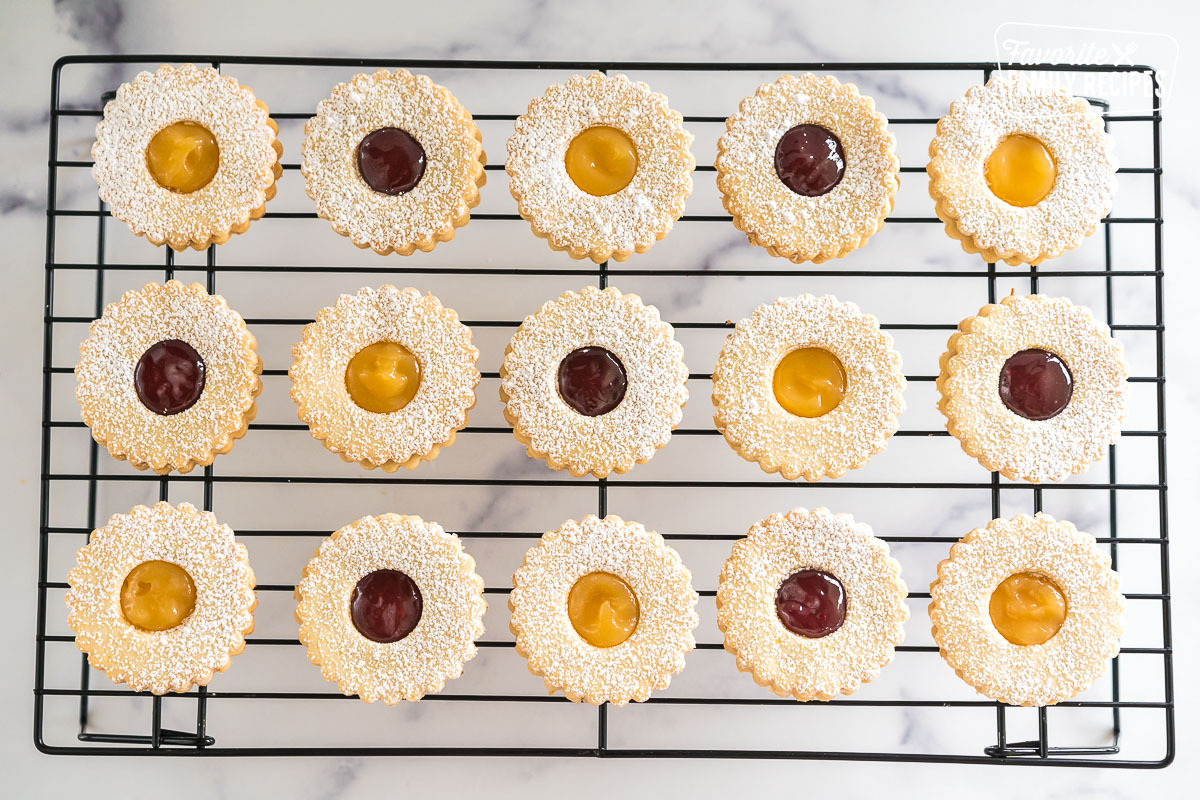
[2,0,1198,796]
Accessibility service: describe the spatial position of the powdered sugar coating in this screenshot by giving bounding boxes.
[290,286,479,472]
[717,507,908,701]
[294,514,486,703]
[500,286,688,477]
[506,73,695,262]
[929,513,1124,707]
[712,295,905,481]
[65,502,256,695]
[92,64,281,251]
[75,281,262,474]
[509,515,698,705]
[302,69,486,255]
[715,74,899,264]
[938,294,1128,483]
[928,74,1118,266]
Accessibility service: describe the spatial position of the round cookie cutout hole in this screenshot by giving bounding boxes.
[120,560,197,632]
[998,348,1073,421]
[350,569,423,643]
[134,339,207,416]
[989,571,1067,646]
[356,127,427,195]
[774,124,846,197]
[146,121,220,194]
[985,134,1057,208]
[556,346,628,417]
[568,572,640,648]
[345,342,422,414]
[772,347,847,418]
[775,569,847,639]
[565,126,639,196]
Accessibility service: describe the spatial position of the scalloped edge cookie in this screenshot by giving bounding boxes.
[938,293,1128,482]
[717,507,908,701]
[65,502,256,695]
[499,285,687,477]
[290,286,480,472]
[506,72,695,262]
[92,63,282,251]
[509,515,698,705]
[716,73,899,263]
[929,513,1124,707]
[712,294,905,481]
[294,514,486,704]
[928,73,1118,266]
[302,69,486,256]
[75,280,262,475]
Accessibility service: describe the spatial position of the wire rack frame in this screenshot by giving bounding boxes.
[35,56,1172,767]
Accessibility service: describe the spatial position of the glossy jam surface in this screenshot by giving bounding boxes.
[145,121,220,194]
[345,342,421,414]
[134,339,207,416]
[568,572,640,648]
[557,346,627,416]
[564,126,638,196]
[350,569,423,643]
[120,561,197,632]
[989,571,1067,646]
[986,134,1057,207]
[776,569,847,639]
[774,124,846,197]
[356,127,427,195]
[772,347,847,418]
[998,348,1073,421]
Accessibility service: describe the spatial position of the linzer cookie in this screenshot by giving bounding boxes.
[506,73,695,262]
[937,293,1128,482]
[509,515,698,705]
[717,507,908,701]
[75,280,262,474]
[92,64,282,250]
[715,74,900,263]
[928,74,1118,265]
[712,295,905,481]
[295,514,486,703]
[66,502,256,695]
[302,69,486,255]
[929,513,1124,706]
[499,286,688,477]
[290,286,480,472]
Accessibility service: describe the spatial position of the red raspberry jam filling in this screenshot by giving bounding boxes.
[998,348,1073,421]
[775,569,847,639]
[350,569,423,643]
[556,346,628,417]
[134,339,206,416]
[356,127,426,195]
[774,124,846,197]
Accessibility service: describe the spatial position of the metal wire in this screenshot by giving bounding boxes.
[35,56,1172,766]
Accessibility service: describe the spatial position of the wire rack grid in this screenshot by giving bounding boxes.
[36,56,1171,766]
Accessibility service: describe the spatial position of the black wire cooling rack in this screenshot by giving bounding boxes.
[36,56,1172,766]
